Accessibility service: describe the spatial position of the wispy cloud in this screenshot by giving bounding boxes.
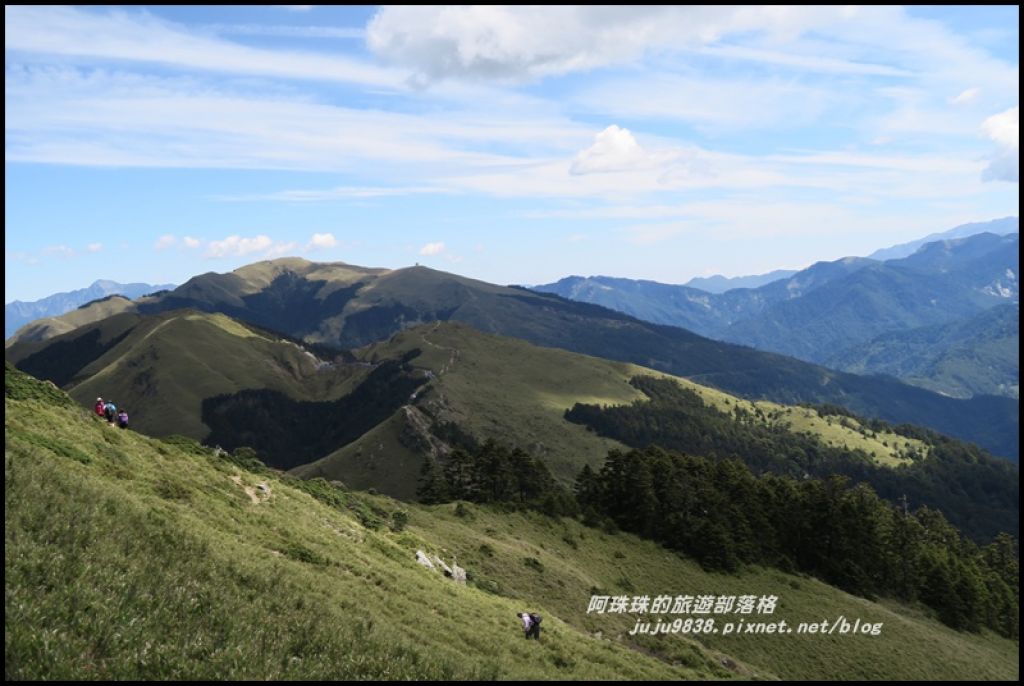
[695,44,911,77]
[419,242,445,256]
[43,244,76,258]
[950,87,981,105]
[5,5,400,88]
[209,24,363,40]
[154,234,176,250]
[570,73,831,131]
[4,65,579,172]
[623,222,693,246]
[265,241,298,258]
[217,185,449,202]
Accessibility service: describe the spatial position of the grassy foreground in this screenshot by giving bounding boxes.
[5,364,1018,680]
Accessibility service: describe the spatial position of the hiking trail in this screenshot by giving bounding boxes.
[230,475,271,504]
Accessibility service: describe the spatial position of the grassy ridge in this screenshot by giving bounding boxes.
[5,364,1018,680]
[30,311,366,440]
[299,323,929,498]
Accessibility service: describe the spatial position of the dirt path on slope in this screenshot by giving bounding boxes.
[229,475,271,504]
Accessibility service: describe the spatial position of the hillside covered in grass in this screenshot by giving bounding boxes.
[5,364,1019,680]
[7,256,1017,459]
[6,313,1017,543]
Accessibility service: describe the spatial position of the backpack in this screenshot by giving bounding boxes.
[529,613,542,626]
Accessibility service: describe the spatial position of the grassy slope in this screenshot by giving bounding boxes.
[15,311,367,440]
[404,502,1018,681]
[5,366,706,681]
[6,366,1017,680]
[297,323,640,497]
[298,323,925,498]
[5,295,140,349]
[666,376,925,468]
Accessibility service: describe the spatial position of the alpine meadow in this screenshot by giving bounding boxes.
[5,5,1019,682]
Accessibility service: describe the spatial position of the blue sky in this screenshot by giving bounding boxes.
[4,5,1019,302]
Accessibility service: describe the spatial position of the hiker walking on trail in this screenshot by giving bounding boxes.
[103,401,117,424]
[517,612,542,640]
[117,409,129,429]
[95,397,105,417]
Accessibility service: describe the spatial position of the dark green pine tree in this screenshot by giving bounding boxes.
[444,448,479,501]
[417,455,450,504]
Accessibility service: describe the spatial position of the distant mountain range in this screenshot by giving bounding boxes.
[6,256,1018,460]
[683,268,799,293]
[866,216,1019,262]
[681,217,1018,294]
[5,279,174,339]
[535,226,1019,400]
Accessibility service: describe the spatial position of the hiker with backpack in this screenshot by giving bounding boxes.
[517,612,542,640]
[95,397,105,417]
[103,401,117,424]
[117,409,129,429]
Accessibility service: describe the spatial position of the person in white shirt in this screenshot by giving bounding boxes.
[517,612,541,640]
[517,612,533,639]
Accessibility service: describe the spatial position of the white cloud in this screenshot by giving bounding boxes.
[183,236,201,248]
[154,234,176,250]
[307,232,338,249]
[983,106,1020,150]
[275,5,314,11]
[204,235,274,258]
[367,6,849,83]
[950,87,981,105]
[86,242,103,253]
[982,106,1019,182]
[7,251,40,266]
[419,241,445,256]
[571,126,652,175]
